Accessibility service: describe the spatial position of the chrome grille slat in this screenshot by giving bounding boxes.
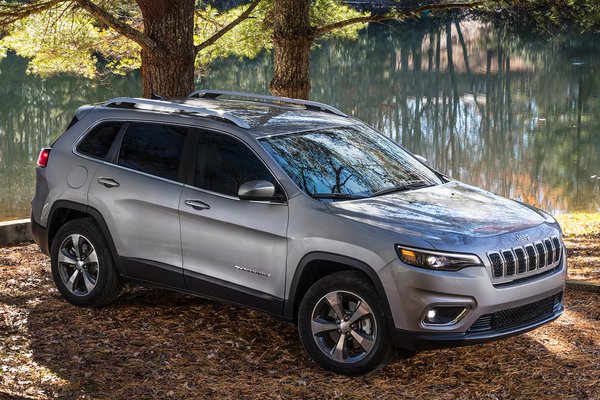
[489,252,503,278]
[525,245,537,271]
[551,236,561,263]
[543,239,553,266]
[488,236,562,281]
[535,242,546,269]
[502,250,516,276]
[514,247,527,274]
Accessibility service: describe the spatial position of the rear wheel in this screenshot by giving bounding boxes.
[51,218,121,307]
[298,271,394,376]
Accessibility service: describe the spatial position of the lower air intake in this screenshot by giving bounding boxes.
[468,293,562,333]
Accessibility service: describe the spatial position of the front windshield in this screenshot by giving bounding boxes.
[259,124,442,199]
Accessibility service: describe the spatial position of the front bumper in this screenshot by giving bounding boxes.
[390,295,563,351]
[378,250,567,350]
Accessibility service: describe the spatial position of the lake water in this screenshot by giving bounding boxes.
[1,17,599,221]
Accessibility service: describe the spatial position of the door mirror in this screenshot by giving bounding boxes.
[414,154,428,164]
[238,180,276,201]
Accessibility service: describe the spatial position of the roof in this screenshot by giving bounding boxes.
[102,92,356,137]
[176,98,354,137]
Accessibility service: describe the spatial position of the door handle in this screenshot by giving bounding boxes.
[97,177,120,188]
[185,199,210,210]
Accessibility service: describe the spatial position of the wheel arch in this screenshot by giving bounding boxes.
[285,252,394,328]
[47,200,125,275]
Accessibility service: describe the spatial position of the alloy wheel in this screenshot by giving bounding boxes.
[310,290,377,363]
[57,234,99,296]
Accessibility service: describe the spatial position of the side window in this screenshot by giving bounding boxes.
[195,132,275,197]
[77,122,122,160]
[117,123,188,181]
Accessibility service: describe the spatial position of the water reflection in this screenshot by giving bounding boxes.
[1,16,598,220]
[302,18,600,214]
[0,56,140,220]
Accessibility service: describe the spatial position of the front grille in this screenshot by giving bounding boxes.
[468,315,493,332]
[468,293,562,333]
[487,236,562,281]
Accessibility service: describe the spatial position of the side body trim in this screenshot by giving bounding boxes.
[122,257,185,288]
[183,269,285,317]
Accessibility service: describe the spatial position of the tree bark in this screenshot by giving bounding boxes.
[267,0,481,100]
[137,0,195,98]
[269,0,313,100]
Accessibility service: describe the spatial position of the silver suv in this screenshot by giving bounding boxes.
[31,90,566,376]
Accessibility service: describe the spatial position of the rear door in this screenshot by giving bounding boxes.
[88,121,193,287]
[179,129,288,311]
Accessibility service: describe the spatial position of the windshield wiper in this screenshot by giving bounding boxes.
[371,181,433,197]
[310,192,367,200]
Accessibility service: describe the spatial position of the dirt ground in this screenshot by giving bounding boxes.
[0,240,599,400]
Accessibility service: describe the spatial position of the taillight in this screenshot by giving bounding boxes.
[37,148,51,167]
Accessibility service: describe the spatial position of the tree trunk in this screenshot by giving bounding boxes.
[137,0,195,98]
[269,0,313,100]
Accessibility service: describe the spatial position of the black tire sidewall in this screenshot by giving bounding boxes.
[297,271,394,376]
[50,218,118,307]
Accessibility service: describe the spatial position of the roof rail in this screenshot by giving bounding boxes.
[103,97,251,129]
[188,90,348,118]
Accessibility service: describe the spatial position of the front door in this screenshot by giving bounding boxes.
[179,129,288,311]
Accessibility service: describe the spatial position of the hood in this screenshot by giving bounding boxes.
[325,181,551,246]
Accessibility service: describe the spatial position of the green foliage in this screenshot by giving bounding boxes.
[96,29,142,75]
[0,0,368,78]
[194,1,273,66]
[482,0,600,33]
[194,0,367,65]
[0,1,143,77]
[310,0,368,39]
[1,5,99,77]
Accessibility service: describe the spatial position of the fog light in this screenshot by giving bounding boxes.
[423,306,468,325]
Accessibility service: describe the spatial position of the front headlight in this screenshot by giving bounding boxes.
[395,245,483,271]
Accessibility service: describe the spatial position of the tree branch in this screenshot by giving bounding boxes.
[314,1,483,37]
[0,0,67,25]
[195,11,222,31]
[194,0,261,54]
[74,0,157,52]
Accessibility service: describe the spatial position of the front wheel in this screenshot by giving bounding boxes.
[297,271,394,376]
[50,218,121,307]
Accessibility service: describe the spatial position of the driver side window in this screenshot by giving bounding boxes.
[194,131,276,197]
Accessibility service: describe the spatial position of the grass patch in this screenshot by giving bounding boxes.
[556,213,600,284]
[556,213,600,238]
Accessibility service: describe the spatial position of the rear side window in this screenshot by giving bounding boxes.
[77,122,122,160]
[117,123,188,181]
[195,132,275,196]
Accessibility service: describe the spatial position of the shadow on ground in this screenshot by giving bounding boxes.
[1,244,599,399]
[24,289,600,399]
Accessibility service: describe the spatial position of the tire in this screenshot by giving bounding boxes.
[50,218,121,307]
[297,271,394,376]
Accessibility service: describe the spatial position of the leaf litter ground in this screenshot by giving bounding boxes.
[0,212,598,399]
